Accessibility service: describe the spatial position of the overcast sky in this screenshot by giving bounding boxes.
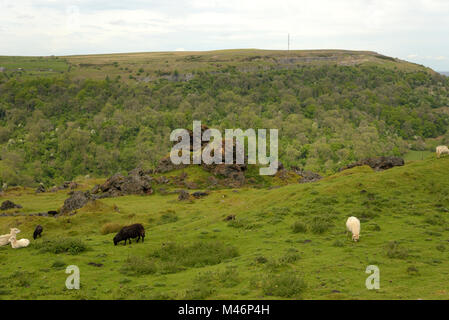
[1,0,448,70]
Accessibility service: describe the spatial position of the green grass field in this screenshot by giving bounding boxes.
[1,157,449,300]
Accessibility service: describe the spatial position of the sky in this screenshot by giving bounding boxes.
[1,0,448,70]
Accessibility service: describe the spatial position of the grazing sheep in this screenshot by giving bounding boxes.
[33,225,43,240]
[9,234,30,249]
[346,216,360,242]
[436,145,449,158]
[113,223,145,246]
[0,228,21,246]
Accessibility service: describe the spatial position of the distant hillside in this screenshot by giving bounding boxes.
[0,50,448,186]
[439,72,449,77]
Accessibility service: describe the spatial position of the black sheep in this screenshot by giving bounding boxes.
[33,225,43,240]
[113,223,145,246]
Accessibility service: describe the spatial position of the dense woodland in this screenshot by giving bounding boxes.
[1,63,449,186]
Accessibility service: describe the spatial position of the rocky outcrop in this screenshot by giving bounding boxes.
[0,200,22,211]
[202,163,247,187]
[178,190,190,201]
[155,156,187,173]
[49,181,78,192]
[91,168,154,198]
[60,191,91,214]
[340,156,405,172]
[192,191,209,199]
[292,167,323,183]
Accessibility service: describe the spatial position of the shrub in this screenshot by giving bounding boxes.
[100,222,122,235]
[385,241,409,259]
[121,256,157,275]
[158,210,178,224]
[310,217,332,234]
[255,256,268,264]
[292,220,307,233]
[332,239,344,247]
[34,238,87,255]
[51,260,66,269]
[262,272,306,298]
[150,241,239,270]
[424,214,446,226]
[407,266,420,276]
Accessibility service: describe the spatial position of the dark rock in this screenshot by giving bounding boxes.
[88,262,103,267]
[1,200,22,211]
[178,190,190,201]
[47,210,58,216]
[292,167,322,183]
[35,183,46,193]
[192,191,209,199]
[340,156,405,172]
[94,168,154,198]
[60,191,92,214]
[224,214,236,221]
[91,184,101,194]
[155,156,187,173]
[331,290,341,293]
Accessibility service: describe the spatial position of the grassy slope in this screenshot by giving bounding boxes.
[1,157,449,300]
[1,49,434,83]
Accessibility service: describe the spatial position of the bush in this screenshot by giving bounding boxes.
[34,238,87,255]
[121,256,157,275]
[385,241,409,259]
[158,210,178,224]
[292,220,307,233]
[51,260,66,269]
[150,241,239,270]
[332,239,344,247]
[100,223,122,235]
[310,217,332,234]
[262,272,306,298]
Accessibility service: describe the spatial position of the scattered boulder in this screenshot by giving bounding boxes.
[224,214,236,221]
[340,156,405,172]
[178,190,190,201]
[35,183,46,193]
[49,181,78,192]
[60,191,92,214]
[0,200,22,211]
[88,262,103,267]
[292,167,322,183]
[155,156,187,173]
[93,168,154,198]
[192,191,209,199]
[203,163,247,187]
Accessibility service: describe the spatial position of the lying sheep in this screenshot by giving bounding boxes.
[33,225,43,240]
[9,234,30,249]
[346,216,360,242]
[0,228,21,246]
[113,223,145,246]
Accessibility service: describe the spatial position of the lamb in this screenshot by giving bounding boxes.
[436,145,449,158]
[33,225,43,240]
[113,223,145,246]
[9,234,30,249]
[0,228,21,246]
[346,216,360,242]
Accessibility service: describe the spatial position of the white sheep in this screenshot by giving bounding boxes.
[346,216,360,242]
[0,228,21,246]
[9,234,30,249]
[436,145,449,158]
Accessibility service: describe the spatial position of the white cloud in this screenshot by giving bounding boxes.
[0,0,448,69]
